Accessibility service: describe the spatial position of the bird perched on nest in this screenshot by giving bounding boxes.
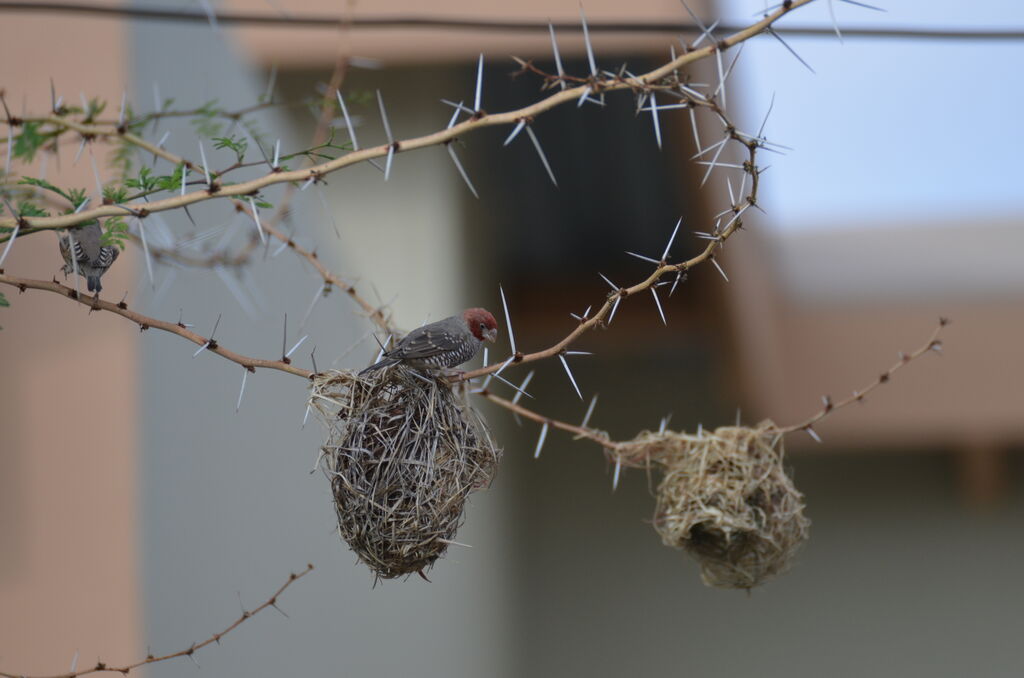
[58,221,119,294]
[361,308,498,375]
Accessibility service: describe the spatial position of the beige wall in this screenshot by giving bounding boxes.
[0,12,141,675]
[226,0,703,64]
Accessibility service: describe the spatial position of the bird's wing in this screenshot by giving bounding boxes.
[96,245,119,268]
[65,236,90,265]
[393,325,459,359]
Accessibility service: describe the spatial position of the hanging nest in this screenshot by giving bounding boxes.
[617,422,809,589]
[310,367,500,580]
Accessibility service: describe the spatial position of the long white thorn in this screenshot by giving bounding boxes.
[625,250,660,265]
[699,137,727,187]
[299,284,324,331]
[580,4,598,76]
[534,422,549,458]
[525,126,557,187]
[548,23,566,89]
[0,222,18,267]
[446,102,462,130]
[473,53,484,112]
[88,147,103,196]
[608,296,621,325]
[662,217,682,260]
[691,136,726,160]
[651,287,667,325]
[598,272,618,291]
[447,144,478,198]
[711,257,729,282]
[248,197,266,244]
[688,107,702,154]
[714,46,727,109]
[559,354,583,399]
[612,460,622,491]
[118,90,127,128]
[499,284,516,354]
[512,370,535,405]
[649,93,662,150]
[236,368,249,412]
[286,335,309,358]
[494,355,515,378]
[828,0,843,42]
[768,27,816,74]
[380,91,395,179]
[198,141,211,187]
[336,91,360,151]
[503,119,526,146]
[384,145,394,181]
[493,372,532,399]
[581,393,598,428]
[137,219,154,285]
[377,89,393,144]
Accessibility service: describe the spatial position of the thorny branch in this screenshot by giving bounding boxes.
[776,318,949,437]
[0,564,314,678]
[0,0,814,236]
[0,271,313,379]
[479,319,949,461]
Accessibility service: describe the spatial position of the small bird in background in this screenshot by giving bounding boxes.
[360,308,499,375]
[58,221,119,294]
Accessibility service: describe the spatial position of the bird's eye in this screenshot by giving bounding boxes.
[479,322,485,330]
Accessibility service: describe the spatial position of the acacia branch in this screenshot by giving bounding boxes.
[776,318,948,436]
[0,0,813,236]
[0,272,313,379]
[0,564,314,678]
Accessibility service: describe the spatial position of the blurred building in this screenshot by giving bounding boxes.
[1,1,1022,677]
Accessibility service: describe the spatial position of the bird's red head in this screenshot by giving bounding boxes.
[463,308,499,343]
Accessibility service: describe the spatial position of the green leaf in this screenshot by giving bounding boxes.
[213,135,248,164]
[15,201,49,218]
[18,177,88,209]
[154,164,185,192]
[100,216,130,250]
[0,291,9,307]
[255,200,274,210]
[13,122,46,162]
[125,166,157,191]
[103,185,130,204]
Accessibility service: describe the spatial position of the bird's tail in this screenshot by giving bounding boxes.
[358,358,397,376]
[87,276,102,293]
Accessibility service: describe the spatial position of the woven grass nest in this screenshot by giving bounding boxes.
[310,367,500,580]
[617,422,810,589]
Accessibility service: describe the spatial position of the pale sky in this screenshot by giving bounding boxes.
[718,0,1024,230]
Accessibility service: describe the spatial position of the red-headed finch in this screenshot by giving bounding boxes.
[360,308,498,374]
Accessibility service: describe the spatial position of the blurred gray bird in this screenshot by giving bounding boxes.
[59,221,119,294]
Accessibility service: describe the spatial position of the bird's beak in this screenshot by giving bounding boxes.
[485,328,498,343]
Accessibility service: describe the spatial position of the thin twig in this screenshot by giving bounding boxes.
[0,564,314,678]
[0,273,312,379]
[776,319,948,435]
